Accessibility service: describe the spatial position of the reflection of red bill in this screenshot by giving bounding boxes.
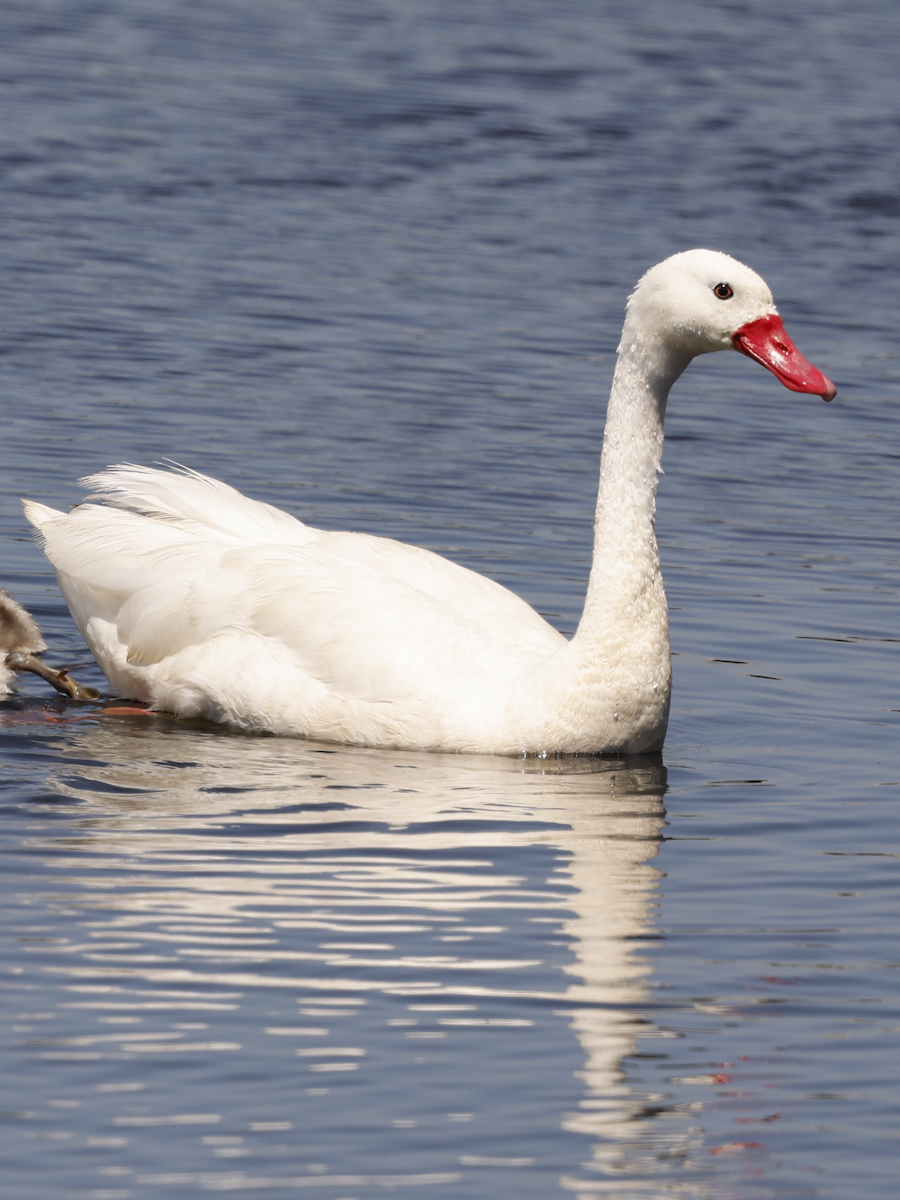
[733,313,837,401]
[709,1142,765,1155]
[101,706,154,716]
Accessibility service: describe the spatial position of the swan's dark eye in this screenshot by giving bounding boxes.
[713,282,734,299]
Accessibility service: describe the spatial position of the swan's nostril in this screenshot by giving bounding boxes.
[732,312,834,398]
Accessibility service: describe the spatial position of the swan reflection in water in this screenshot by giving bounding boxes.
[20,715,696,1194]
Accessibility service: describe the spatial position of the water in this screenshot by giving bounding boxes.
[1,0,900,1196]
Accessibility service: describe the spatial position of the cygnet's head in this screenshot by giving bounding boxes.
[0,590,45,656]
[0,590,46,696]
[625,249,836,400]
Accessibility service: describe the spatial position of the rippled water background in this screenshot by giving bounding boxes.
[2,1,900,1197]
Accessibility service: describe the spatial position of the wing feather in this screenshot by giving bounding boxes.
[25,466,566,709]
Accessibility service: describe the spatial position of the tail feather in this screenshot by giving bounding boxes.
[23,499,64,531]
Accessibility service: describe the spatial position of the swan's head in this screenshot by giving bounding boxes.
[625,249,836,401]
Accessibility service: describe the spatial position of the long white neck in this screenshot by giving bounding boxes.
[576,329,689,650]
[505,248,788,752]
[522,325,691,754]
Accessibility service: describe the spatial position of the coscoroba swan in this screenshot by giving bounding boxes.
[24,250,835,754]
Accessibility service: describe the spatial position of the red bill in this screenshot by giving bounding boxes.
[733,313,836,401]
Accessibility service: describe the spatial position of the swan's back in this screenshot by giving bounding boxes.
[29,465,562,647]
[25,466,565,747]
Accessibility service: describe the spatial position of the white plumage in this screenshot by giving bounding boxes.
[24,250,834,754]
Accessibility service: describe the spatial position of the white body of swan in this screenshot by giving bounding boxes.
[24,250,835,755]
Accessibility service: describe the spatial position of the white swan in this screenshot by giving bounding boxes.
[24,250,835,755]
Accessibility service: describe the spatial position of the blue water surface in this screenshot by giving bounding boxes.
[2,2,900,1197]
